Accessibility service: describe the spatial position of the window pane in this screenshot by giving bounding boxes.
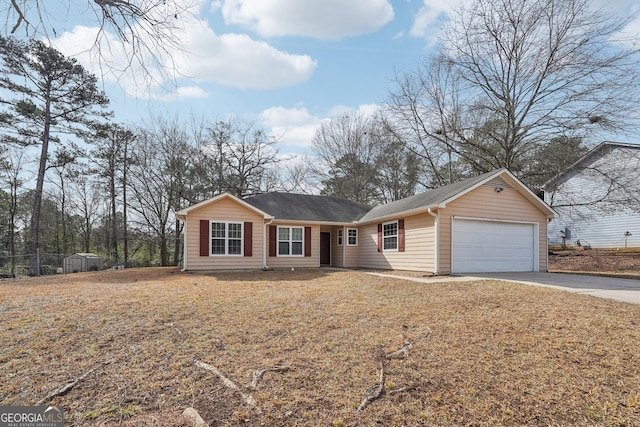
[348,229,357,245]
[211,222,226,238]
[228,223,242,239]
[212,239,226,254]
[279,242,290,255]
[292,242,303,255]
[228,239,242,255]
[279,227,290,240]
[383,236,397,250]
[291,227,303,241]
[383,223,397,237]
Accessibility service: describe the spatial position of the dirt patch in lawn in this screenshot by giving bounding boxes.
[550,249,640,278]
[2,268,640,426]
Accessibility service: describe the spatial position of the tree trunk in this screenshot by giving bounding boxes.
[29,100,52,276]
[9,188,16,275]
[160,233,168,266]
[122,142,129,267]
[110,172,118,262]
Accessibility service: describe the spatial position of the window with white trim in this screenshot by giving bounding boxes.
[337,229,343,246]
[347,228,358,246]
[278,226,304,256]
[383,221,398,251]
[211,221,243,255]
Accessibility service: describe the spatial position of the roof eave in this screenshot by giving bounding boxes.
[355,204,446,225]
[270,219,362,226]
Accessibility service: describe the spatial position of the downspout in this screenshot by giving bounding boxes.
[181,219,187,271]
[427,208,439,276]
[263,218,273,270]
[342,226,346,268]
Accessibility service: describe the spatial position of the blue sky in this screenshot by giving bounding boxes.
[39,0,640,156]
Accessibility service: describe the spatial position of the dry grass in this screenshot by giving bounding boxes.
[550,250,640,279]
[2,268,640,426]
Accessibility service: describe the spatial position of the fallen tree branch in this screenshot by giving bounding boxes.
[387,383,421,395]
[357,362,385,414]
[250,365,291,389]
[386,340,412,360]
[421,327,432,340]
[36,364,101,405]
[195,360,260,412]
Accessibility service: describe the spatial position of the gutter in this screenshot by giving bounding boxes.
[427,208,439,275]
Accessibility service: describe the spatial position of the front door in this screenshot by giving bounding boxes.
[320,232,331,265]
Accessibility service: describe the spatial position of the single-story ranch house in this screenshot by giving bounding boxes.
[176,169,556,274]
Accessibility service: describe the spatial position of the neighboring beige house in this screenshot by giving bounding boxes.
[176,169,556,274]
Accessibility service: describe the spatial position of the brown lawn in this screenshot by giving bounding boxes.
[1,268,640,426]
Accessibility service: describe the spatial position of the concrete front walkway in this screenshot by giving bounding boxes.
[366,271,640,305]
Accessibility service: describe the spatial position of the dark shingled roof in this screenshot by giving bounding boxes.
[243,192,372,223]
[357,171,497,223]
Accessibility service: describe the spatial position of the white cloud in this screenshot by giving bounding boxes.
[259,104,383,150]
[162,86,210,101]
[50,8,317,100]
[181,28,317,89]
[220,0,394,40]
[409,0,463,41]
[260,106,321,148]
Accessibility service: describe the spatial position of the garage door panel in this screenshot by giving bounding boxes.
[452,219,535,273]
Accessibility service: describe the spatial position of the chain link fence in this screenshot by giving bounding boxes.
[0,252,160,278]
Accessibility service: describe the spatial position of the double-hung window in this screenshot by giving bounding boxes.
[347,228,358,246]
[382,221,398,251]
[211,221,243,255]
[278,226,303,256]
[337,229,343,246]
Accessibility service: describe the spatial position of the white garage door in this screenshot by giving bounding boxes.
[452,218,536,273]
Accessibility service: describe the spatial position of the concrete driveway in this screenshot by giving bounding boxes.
[464,272,640,305]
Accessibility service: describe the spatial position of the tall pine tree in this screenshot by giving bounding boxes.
[0,36,110,275]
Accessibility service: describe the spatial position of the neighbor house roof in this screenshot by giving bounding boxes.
[243,192,371,223]
[542,141,640,190]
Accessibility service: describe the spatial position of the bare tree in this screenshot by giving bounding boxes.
[2,0,191,84]
[0,145,27,274]
[68,167,102,253]
[385,0,640,186]
[313,113,420,204]
[196,118,280,198]
[128,117,194,266]
[312,113,381,204]
[90,123,135,263]
[275,155,320,194]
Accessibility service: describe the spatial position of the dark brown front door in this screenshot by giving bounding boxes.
[320,232,331,265]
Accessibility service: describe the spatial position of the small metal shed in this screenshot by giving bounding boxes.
[63,253,103,273]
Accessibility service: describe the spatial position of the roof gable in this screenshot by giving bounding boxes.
[358,169,555,223]
[175,192,272,220]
